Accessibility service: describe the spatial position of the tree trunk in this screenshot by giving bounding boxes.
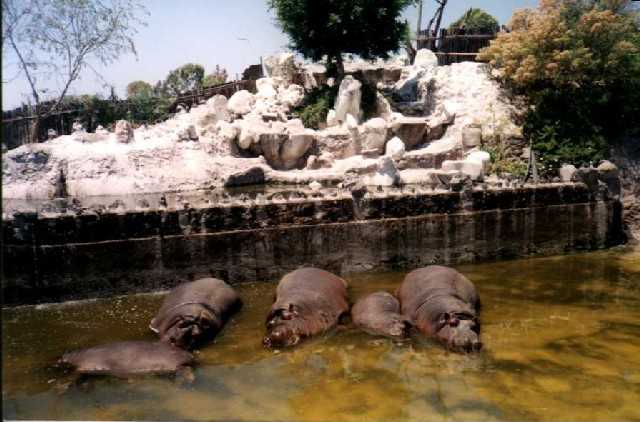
[29,116,41,144]
[335,53,345,82]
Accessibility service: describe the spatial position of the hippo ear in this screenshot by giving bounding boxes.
[198,309,214,323]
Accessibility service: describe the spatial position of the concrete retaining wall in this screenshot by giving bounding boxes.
[2,183,625,304]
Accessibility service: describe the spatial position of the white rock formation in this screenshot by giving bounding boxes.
[227,90,255,115]
[278,84,305,108]
[264,52,297,86]
[385,136,405,160]
[363,156,399,186]
[413,49,439,69]
[115,120,134,143]
[330,76,362,126]
[359,118,388,154]
[3,52,525,201]
[559,164,577,182]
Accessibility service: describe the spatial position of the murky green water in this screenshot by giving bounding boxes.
[3,247,640,421]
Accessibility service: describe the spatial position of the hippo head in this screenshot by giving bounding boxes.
[263,306,306,348]
[58,350,79,368]
[386,316,412,341]
[158,308,219,350]
[435,312,482,353]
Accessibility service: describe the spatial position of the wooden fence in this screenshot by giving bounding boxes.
[417,28,498,65]
[2,80,256,150]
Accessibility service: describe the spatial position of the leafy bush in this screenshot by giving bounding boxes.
[294,85,338,129]
[478,0,640,172]
[203,65,228,88]
[126,81,153,98]
[449,8,500,34]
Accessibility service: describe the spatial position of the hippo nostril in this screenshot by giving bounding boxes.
[262,337,271,347]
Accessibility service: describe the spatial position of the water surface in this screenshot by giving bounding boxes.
[3,247,640,421]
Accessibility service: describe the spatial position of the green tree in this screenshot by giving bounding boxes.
[203,65,228,87]
[2,0,145,142]
[162,63,205,97]
[267,0,413,78]
[449,8,499,34]
[126,80,153,98]
[478,0,640,172]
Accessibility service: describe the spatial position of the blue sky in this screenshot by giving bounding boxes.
[1,0,539,110]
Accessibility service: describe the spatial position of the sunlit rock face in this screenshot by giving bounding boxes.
[3,50,526,200]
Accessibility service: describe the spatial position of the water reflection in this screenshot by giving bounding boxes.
[3,246,639,421]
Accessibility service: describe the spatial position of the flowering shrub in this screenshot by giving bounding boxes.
[478,0,640,172]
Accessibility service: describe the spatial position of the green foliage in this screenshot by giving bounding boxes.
[267,0,413,76]
[127,93,172,124]
[449,8,500,34]
[126,80,153,98]
[162,63,205,96]
[479,0,640,171]
[203,65,228,87]
[293,85,338,129]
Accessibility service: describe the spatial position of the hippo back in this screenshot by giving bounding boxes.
[151,278,240,332]
[61,341,193,376]
[272,268,349,328]
[398,266,479,322]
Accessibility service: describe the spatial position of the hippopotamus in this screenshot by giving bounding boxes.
[59,341,194,378]
[263,268,349,348]
[150,278,242,350]
[397,266,482,352]
[352,292,411,340]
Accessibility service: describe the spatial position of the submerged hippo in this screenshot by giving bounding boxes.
[352,292,411,340]
[263,268,349,348]
[150,278,242,350]
[59,341,194,378]
[397,266,482,352]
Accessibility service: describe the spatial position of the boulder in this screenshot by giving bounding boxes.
[363,156,399,186]
[237,116,268,149]
[278,84,305,108]
[224,167,266,187]
[227,90,255,115]
[264,52,298,86]
[442,158,484,181]
[559,164,577,183]
[385,136,405,161]
[413,49,438,69]
[206,94,231,122]
[256,132,289,169]
[256,78,279,100]
[281,130,315,170]
[393,67,427,102]
[47,129,58,139]
[115,120,134,143]
[306,152,335,170]
[390,116,428,150]
[332,76,362,126]
[360,118,388,154]
[466,150,491,172]
[597,160,621,197]
[426,109,456,141]
[575,167,600,191]
[309,180,322,191]
[461,124,482,149]
[316,125,359,159]
[215,120,240,142]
